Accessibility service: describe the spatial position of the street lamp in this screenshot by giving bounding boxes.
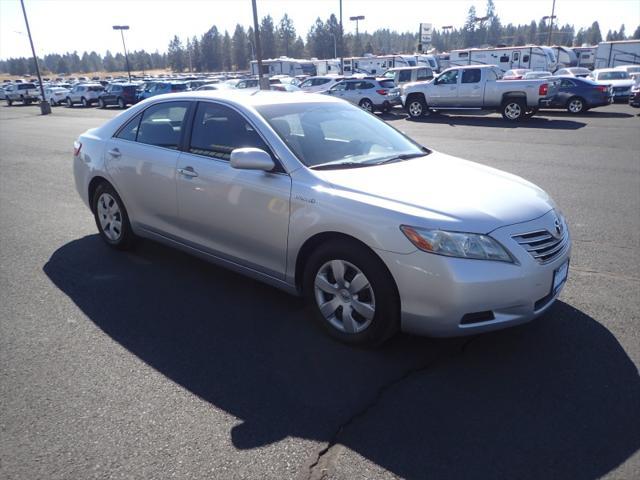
[441,25,453,52]
[19,0,50,115]
[330,33,337,59]
[543,0,557,45]
[112,25,131,82]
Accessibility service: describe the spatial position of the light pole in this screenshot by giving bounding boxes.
[330,33,337,58]
[251,0,269,90]
[112,25,131,82]
[339,0,344,74]
[350,15,365,57]
[19,0,50,114]
[544,0,557,45]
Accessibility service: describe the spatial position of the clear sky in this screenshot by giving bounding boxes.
[1,0,639,59]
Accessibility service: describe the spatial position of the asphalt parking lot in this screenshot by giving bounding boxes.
[1,102,639,480]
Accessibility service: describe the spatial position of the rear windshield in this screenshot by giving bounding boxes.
[379,79,395,88]
[88,86,104,92]
[171,84,188,91]
[19,83,36,89]
[598,71,629,80]
[123,86,137,93]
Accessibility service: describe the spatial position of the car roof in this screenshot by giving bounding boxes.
[140,89,345,108]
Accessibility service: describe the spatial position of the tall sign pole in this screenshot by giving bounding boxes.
[252,0,269,90]
[339,0,343,74]
[20,0,50,114]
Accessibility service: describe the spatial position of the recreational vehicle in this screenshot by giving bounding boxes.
[551,46,578,70]
[342,55,417,76]
[312,59,342,76]
[250,57,317,77]
[572,46,597,69]
[449,46,557,72]
[594,40,640,69]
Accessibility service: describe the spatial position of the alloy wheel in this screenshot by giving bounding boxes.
[504,102,522,120]
[409,101,423,117]
[568,99,583,113]
[314,259,376,334]
[97,193,123,242]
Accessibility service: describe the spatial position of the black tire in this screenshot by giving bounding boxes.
[6,98,12,106]
[303,240,400,346]
[92,182,136,251]
[81,97,88,108]
[98,98,105,109]
[406,94,429,119]
[117,97,125,109]
[566,96,585,114]
[359,98,374,113]
[501,98,526,121]
[66,97,73,107]
[524,107,539,118]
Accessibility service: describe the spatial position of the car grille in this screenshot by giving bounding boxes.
[512,228,568,264]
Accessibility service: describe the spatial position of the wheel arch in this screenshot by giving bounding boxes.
[294,231,399,298]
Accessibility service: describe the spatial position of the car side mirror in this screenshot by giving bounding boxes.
[230,148,275,172]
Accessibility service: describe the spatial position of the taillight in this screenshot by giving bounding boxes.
[376,89,388,95]
[73,140,82,156]
[539,83,548,96]
[595,85,608,93]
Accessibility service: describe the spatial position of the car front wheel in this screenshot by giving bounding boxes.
[92,182,135,250]
[303,240,399,346]
[81,97,88,107]
[66,97,73,107]
[567,97,585,114]
[406,96,430,119]
[98,98,105,109]
[117,97,125,109]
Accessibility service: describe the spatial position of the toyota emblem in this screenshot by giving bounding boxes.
[554,217,563,237]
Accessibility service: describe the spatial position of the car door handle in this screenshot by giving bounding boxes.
[177,166,198,178]
[107,148,121,158]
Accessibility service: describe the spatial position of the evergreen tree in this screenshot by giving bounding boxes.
[222,31,232,71]
[167,35,185,72]
[277,14,296,57]
[232,24,248,70]
[260,15,277,59]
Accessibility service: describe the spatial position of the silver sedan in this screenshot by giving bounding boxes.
[73,91,570,345]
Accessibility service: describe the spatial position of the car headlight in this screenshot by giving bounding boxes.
[400,225,514,263]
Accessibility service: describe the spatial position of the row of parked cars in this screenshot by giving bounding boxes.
[2,63,639,118]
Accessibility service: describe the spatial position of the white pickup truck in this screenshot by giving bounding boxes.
[4,82,40,106]
[401,65,559,121]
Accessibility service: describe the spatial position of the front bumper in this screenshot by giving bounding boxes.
[377,210,571,337]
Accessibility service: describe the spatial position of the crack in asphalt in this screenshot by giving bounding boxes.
[306,336,478,480]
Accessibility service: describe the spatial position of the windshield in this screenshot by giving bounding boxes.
[256,102,426,169]
[598,71,630,80]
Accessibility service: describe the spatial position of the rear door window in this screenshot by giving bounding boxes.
[398,70,412,83]
[136,101,189,149]
[461,69,481,83]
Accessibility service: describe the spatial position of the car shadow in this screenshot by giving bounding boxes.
[540,109,635,119]
[43,235,640,479]
[384,112,587,130]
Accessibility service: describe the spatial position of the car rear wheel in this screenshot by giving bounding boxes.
[359,98,374,113]
[6,98,12,106]
[98,98,105,109]
[92,182,135,250]
[567,97,585,114]
[117,97,125,109]
[303,241,399,346]
[66,97,73,107]
[81,97,88,108]
[501,98,526,121]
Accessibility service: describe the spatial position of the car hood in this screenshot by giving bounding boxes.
[312,151,553,233]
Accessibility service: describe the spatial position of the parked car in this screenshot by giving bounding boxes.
[588,69,634,101]
[235,78,260,89]
[503,68,532,80]
[40,86,70,106]
[4,82,39,105]
[98,83,138,108]
[554,67,591,78]
[545,76,612,113]
[298,76,344,93]
[271,84,301,92]
[614,64,640,75]
[137,81,188,101]
[382,66,434,87]
[324,77,396,112]
[401,65,559,121]
[629,77,640,107]
[0,86,5,100]
[65,83,105,107]
[196,83,233,91]
[523,71,553,79]
[72,91,570,345]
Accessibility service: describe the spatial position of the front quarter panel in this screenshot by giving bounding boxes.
[73,132,108,210]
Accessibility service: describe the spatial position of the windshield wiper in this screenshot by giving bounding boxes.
[371,152,428,166]
[310,161,372,170]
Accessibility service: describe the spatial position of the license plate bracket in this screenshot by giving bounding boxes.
[552,259,570,295]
